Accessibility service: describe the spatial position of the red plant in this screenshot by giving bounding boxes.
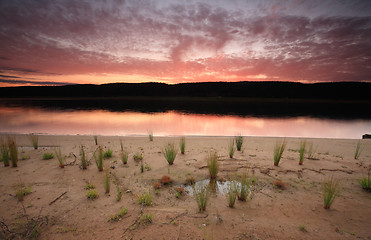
[153,182,161,190]
[274,180,286,189]
[161,175,171,185]
[175,187,184,194]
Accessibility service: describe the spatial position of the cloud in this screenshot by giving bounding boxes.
[0,78,75,86]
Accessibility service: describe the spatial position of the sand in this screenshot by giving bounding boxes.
[0,134,370,240]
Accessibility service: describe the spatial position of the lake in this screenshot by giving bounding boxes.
[0,99,370,139]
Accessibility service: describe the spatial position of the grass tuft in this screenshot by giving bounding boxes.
[140,214,153,225]
[137,190,152,206]
[1,139,10,167]
[103,148,113,159]
[299,140,306,165]
[86,189,99,199]
[163,143,178,165]
[179,136,186,154]
[194,184,210,212]
[79,145,88,169]
[358,168,371,192]
[322,176,340,209]
[227,180,238,208]
[307,143,317,159]
[29,134,39,149]
[235,135,243,151]
[185,175,196,185]
[273,140,286,166]
[109,207,128,222]
[237,173,250,201]
[121,150,128,165]
[133,152,143,162]
[228,140,235,158]
[354,140,362,160]
[299,225,307,232]
[54,148,64,167]
[15,182,32,201]
[84,183,96,190]
[7,137,18,167]
[148,131,153,141]
[207,151,219,179]
[94,146,104,171]
[42,153,54,160]
[94,135,98,145]
[104,169,110,194]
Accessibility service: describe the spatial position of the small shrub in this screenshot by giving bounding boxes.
[54,148,64,168]
[116,185,122,201]
[273,140,286,166]
[237,173,250,201]
[299,141,306,165]
[354,140,362,160]
[94,135,98,145]
[79,145,88,169]
[7,137,18,167]
[274,180,286,189]
[179,136,186,154]
[148,131,153,141]
[104,169,110,194]
[161,175,171,185]
[153,182,161,190]
[30,134,39,149]
[15,183,32,201]
[84,183,96,190]
[207,152,219,179]
[228,140,235,158]
[141,214,153,225]
[227,180,237,208]
[1,140,10,167]
[42,153,54,160]
[121,150,128,165]
[322,177,340,209]
[358,168,371,192]
[109,207,128,222]
[137,190,152,206]
[235,135,243,151]
[185,175,196,185]
[133,152,143,162]
[194,184,210,212]
[103,148,113,159]
[95,146,104,171]
[86,189,99,199]
[163,143,178,165]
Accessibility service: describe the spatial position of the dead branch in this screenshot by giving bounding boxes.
[49,191,67,205]
[168,211,188,224]
[123,207,143,235]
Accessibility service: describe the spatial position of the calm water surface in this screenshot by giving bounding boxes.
[0,105,369,139]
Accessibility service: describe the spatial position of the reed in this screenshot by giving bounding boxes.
[179,136,186,154]
[237,173,250,201]
[322,176,340,209]
[163,143,178,165]
[29,134,39,149]
[194,184,210,212]
[120,139,123,151]
[1,139,10,167]
[235,135,243,151]
[104,169,110,194]
[7,137,18,167]
[116,185,123,201]
[273,140,286,166]
[307,143,317,159]
[95,146,104,171]
[94,135,98,145]
[54,148,64,168]
[227,180,237,208]
[228,140,235,158]
[121,150,128,165]
[103,148,113,159]
[299,140,306,165]
[207,152,219,179]
[354,140,362,160]
[358,167,371,192]
[80,145,88,169]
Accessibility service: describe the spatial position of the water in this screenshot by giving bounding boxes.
[183,179,241,196]
[0,99,370,139]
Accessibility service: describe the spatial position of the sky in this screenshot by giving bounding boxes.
[0,0,370,86]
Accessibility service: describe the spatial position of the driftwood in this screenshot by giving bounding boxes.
[123,208,143,235]
[49,191,67,205]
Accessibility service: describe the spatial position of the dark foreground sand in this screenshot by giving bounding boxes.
[0,134,370,240]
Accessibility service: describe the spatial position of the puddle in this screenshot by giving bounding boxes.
[183,179,245,196]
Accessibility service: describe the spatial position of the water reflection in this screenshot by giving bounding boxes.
[0,106,369,139]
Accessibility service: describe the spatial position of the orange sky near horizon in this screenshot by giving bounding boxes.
[0,0,370,87]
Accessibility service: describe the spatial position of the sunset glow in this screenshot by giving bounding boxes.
[1,0,370,86]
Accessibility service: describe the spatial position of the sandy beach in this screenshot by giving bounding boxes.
[0,134,370,240]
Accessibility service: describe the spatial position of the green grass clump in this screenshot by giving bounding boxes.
[228,140,235,158]
[121,150,128,165]
[235,135,243,151]
[95,146,104,171]
[207,152,219,179]
[80,145,88,169]
[358,168,371,192]
[227,180,238,208]
[273,140,286,166]
[15,182,32,201]
[103,148,113,159]
[42,153,54,160]
[354,140,363,160]
[179,136,186,154]
[137,190,152,206]
[86,189,99,200]
[54,148,64,167]
[237,173,250,201]
[133,152,143,162]
[109,207,128,222]
[7,137,18,167]
[104,169,110,194]
[1,139,10,167]
[148,131,153,141]
[84,183,96,190]
[116,185,123,201]
[94,135,98,145]
[194,184,210,212]
[140,214,153,225]
[299,225,307,232]
[299,140,306,165]
[29,134,39,149]
[163,143,178,165]
[322,177,340,209]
